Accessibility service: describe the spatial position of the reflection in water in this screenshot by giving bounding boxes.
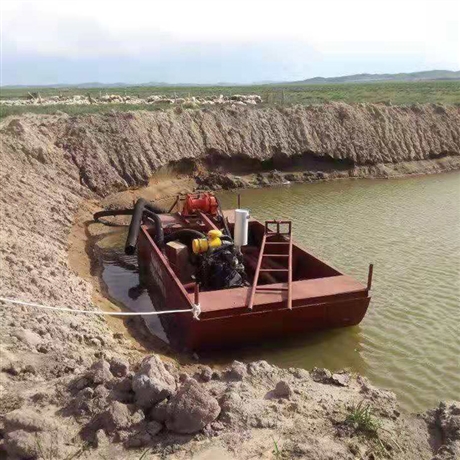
[199,326,368,377]
[100,235,169,344]
[99,172,460,412]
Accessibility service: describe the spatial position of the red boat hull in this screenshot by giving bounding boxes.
[172,296,369,350]
[138,218,371,351]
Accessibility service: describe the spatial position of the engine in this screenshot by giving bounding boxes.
[195,243,246,291]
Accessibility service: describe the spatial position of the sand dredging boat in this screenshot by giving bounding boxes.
[94,193,373,350]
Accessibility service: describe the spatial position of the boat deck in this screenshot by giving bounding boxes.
[138,211,372,349]
[188,275,367,317]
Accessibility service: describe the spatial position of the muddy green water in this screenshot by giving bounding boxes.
[100,172,460,412]
[217,173,460,412]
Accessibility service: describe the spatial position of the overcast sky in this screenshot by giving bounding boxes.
[1,0,459,85]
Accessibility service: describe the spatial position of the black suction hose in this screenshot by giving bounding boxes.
[93,201,166,227]
[143,211,164,249]
[145,202,166,214]
[125,198,147,255]
[94,199,229,255]
[164,229,206,253]
[124,202,165,255]
[164,229,206,244]
[92,199,166,253]
[93,209,134,227]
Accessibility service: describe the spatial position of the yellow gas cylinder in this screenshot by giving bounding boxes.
[192,238,208,254]
[192,230,223,254]
[207,229,223,248]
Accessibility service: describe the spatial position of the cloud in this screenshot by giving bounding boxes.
[2,0,459,84]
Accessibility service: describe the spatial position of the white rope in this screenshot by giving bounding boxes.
[0,296,200,318]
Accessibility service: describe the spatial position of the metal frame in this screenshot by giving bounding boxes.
[248,220,293,310]
[141,226,197,312]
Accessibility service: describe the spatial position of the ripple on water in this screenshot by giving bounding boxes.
[217,172,460,412]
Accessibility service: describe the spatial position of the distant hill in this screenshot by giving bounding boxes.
[292,70,460,84]
[2,70,459,89]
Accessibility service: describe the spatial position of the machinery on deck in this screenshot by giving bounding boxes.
[93,192,373,350]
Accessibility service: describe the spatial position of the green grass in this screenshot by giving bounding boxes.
[0,102,170,120]
[1,81,459,120]
[272,437,282,459]
[346,401,382,435]
[344,401,406,457]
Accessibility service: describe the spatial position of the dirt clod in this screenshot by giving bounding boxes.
[88,359,114,385]
[311,367,333,383]
[109,357,130,377]
[99,401,144,433]
[224,361,248,381]
[132,355,176,409]
[166,378,221,434]
[274,380,292,398]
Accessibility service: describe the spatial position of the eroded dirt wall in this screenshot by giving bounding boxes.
[2,103,459,196]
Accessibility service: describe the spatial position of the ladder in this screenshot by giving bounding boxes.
[247,220,293,310]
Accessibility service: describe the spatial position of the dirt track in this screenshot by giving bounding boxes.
[1,104,459,459]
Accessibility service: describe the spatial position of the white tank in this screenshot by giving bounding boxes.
[234,209,249,248]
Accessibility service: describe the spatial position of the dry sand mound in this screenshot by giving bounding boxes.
[0,104,459,458]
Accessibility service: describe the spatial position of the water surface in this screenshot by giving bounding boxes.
[217,173,460,412]
[100,172,460,412]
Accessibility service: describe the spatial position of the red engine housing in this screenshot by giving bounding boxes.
[182,193,219,216]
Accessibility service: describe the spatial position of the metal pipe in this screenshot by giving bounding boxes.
[183,282,196,291]
[194,283,200,305]
[167,197,179,213]
[217,202,231,237]
[367,263,374,291]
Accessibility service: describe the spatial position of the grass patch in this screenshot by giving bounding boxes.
[2,81,459,105]
[0,102,170,120]
[1,80,459,121]
[346,401,381,435]
[272,437,282,459]
[344,401,402,457]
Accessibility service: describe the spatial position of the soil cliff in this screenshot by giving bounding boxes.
[1,103,459,196]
